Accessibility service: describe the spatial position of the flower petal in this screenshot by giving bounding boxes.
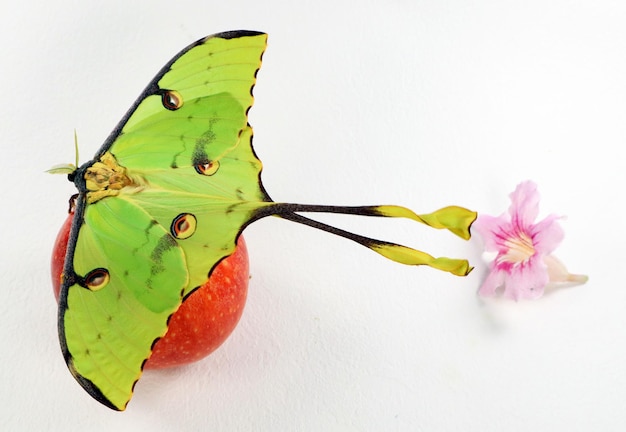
[509,180,539,228]
[478,265,506,297]
[472,214,511,252]
[502,257,549,300]
[531,214,564,255]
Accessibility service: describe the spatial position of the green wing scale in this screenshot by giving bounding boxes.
[57,30,476,410]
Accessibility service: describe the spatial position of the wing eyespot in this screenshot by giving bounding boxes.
[170,213,197,239]
[194,160,220,176]
[161,89,184,110]
[84,268,110,291]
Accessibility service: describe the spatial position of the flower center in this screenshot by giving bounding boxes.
[500,231,535,265]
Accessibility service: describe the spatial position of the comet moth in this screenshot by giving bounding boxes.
[50,30,476,410]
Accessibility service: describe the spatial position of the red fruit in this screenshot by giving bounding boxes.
[51,211,249,369]
[51,212,73,302]
[145,237,249,369]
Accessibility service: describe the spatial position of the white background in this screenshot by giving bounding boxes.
[2,1,625,430]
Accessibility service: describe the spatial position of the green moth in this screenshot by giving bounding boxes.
[53,30,476,411]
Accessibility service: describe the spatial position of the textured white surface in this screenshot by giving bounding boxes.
[2,1,625,430]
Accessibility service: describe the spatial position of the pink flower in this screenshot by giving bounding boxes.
[473,181,587,300]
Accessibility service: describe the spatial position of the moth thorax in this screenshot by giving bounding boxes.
[84,152,134,203]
